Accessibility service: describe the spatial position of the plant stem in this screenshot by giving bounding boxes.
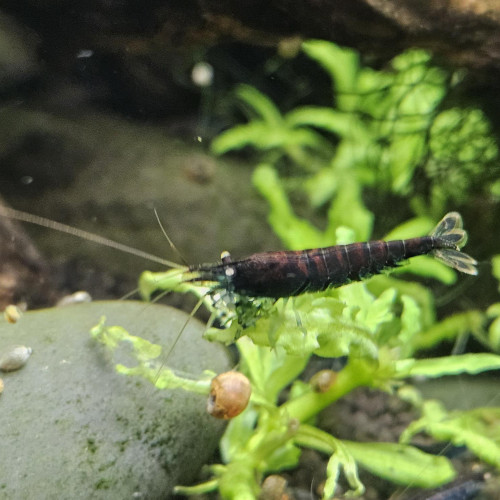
[282,358,375,422]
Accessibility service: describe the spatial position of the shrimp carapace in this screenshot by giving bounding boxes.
[190,212,477,299]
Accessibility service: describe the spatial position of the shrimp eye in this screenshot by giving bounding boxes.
[207,371,251,419]
[309,369,337,393]
[220,251,232,264]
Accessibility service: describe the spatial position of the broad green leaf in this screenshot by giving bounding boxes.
[396,353,500,378]
[285,106,362,138]
[326,179,373,241]
[235,84,283,124]
[252,163,324,248]
[343,441,455,487]
[383,216,433,240]
[301,40,360,101]
[410,311,485,351]
[402,403,500,468]
[388,135,426,193]
[389,255,457,284]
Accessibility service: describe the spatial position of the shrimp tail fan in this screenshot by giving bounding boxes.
[430,212,478,275]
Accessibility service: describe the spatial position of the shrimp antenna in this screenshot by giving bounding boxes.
[0,205,185,270]
[153,207,189,266]
[150,293,208,390]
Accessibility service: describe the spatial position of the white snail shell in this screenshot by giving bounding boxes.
[56,291,92,307]
[0,345,32,372]
[207,371,251,419]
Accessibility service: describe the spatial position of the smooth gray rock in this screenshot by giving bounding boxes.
[0,301,232,499]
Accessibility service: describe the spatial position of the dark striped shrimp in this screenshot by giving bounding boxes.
[190,212,477,300]
[0,206,477,312]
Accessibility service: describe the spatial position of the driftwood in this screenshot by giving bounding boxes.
[0,197,53,309]
[2,0,499,69]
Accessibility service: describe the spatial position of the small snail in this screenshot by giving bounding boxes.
[3,305,23,324]
[0,345,32,372]
[207,371,251,419]
[56,291,92,307]
[309,369,337,393]
[259,475,290,500]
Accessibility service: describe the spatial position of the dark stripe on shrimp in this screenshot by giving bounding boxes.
[190,213,477,299]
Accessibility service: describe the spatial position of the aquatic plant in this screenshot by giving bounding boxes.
[92,41,500,498]
[93,235,500,498]
[212,41,498,216]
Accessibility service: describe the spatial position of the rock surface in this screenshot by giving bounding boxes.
[0,108,279,296]
[0,301,231,499]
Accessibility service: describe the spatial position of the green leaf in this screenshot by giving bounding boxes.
[237,336,309,403]
[219,409,258,464]
[285,106,361,138]
[295,425,364,496]
[343,440,455,487]
[395,353,500,378]
[410,311,485,351]
[383,216,434,240]
[390,256,457,284]
[325,179,373,241]
[388,135,426,193]
[235,84,283,124]
[397,295,421,356]
[488,316,500,351]
[402,402,500,468]
[252,163,325,249]
[211,122,273,154]
[301,40,360,102]
[493,255,500,289]
[367,275,437,329]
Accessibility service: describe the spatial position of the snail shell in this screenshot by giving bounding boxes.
[56,291,92,307]
[259,475,289,500]
[0,345,32,372]
[3,305,22,324]
[309,369,337,393]
[207,371,251,419]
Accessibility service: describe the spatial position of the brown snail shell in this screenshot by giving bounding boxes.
[259,475,290,500]
[207,371,251,419]
[309,369,337,393]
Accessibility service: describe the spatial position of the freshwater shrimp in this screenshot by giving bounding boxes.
[189,211,477,300]
[0,207,476,313]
